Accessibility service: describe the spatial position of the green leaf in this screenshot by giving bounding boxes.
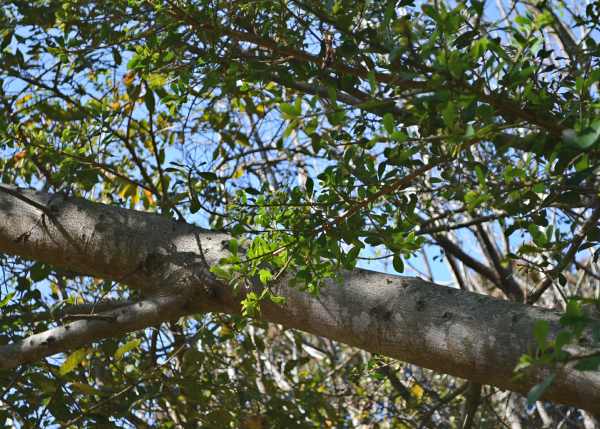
[115,338,142,360]
[527,373,555,406]
[241,291,259,316]
[280,102,298,118]
[229,239,239,255]
[392,254,404,273]
[464,190,491,210]
[475,165,486,187]
[198,171,218,181]
[258,268,272,285]
[391,131,407,142]
[563,120,600,150]
[326,86,337,104]
[565,299,584,319]
[245,186,261,196]
[574,355,600,371]
[383,113,395,134]
[345,245,361,267]
[144,90,155,113]
[527,224,547,246]
[554,330,572,351]
[368,71,377,95]
[470,37,489,59]
[59,348,88,376]
[533,320,549,351]
[454,30,477,49]
[30,262,50,282]
[294,97,303,116]
[127,53,141,70]
[515,15,532,26]
[514,354,533,372]
[305,177,314,195]
[269,293,286,305]
[0,30,13,50]
[421,4,438,20]
[0,291,14,308]
[147,73,167,89]
[442,102,457,126]
[190,195,200,214]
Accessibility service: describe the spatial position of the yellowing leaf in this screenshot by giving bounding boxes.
[123,71,135,87]
[143,189,155,205]
[59,348,88,376]
[142,139,153,151]
[50,282,60,297]
[114,338,142,360]
[410,383,424,400]
[15,94,32,107]
[233,167,244,179]
[13,150,27,161]
[130,189,140,206]
[119,183,137,199]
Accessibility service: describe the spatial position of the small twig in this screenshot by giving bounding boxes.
[322,161,438,234]
[61,342,189,427]
[461,382,482,429]
[376,364,413,403]
[61,314,117,322]
[575,260,600,282]
[528,199,600,304]
[0,299,132,324]
[418,382,469,429]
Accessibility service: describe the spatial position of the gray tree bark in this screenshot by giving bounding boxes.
[0,187,599,413]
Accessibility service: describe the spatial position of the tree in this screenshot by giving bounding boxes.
[0,0,600,426]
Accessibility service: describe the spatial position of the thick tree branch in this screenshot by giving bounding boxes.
[434,233,524,300]
[475,224,524,301]
[0,295,185,369]
[0,187,599,413]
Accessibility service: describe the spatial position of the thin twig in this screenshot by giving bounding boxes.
[528,199,600,304]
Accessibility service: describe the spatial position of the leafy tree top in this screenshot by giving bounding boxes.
[1,0,600,426]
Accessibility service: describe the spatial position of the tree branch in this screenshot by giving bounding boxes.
[0,187,599,413]
[0,295,186,369]
[0,299,133,324]
[528,198,600,304]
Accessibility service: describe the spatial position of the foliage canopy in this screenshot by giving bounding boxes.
[1,0,600,427]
